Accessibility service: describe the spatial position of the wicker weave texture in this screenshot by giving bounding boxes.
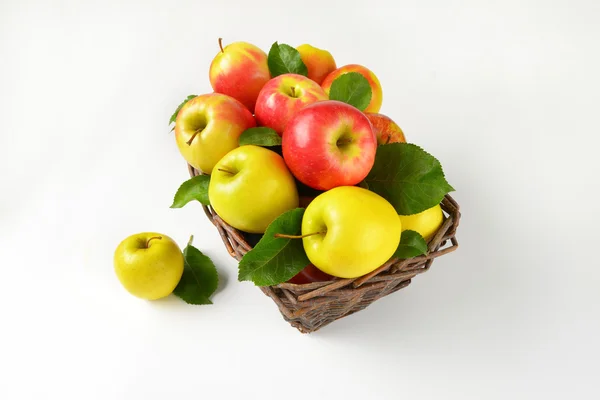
[188,164,461,333]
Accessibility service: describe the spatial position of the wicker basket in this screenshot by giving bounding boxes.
[188,164,461,333]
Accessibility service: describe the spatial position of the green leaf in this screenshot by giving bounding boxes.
[173,236,219,305]
[328,72,372,111]
[365,143,455,215]
[238,208,310,286]
[239,127,282,147]
[169,94,197,131]
[267,42,308,77]
[170,175,210,208]
[394,230,428,259]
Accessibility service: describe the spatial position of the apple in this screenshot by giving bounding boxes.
[209,39,271,113]
[296,44,337,85]
[282,100,377,190]
[113,233,184,300]
[321,64,383,113]
[365,113,406,144]
[254,73,328,135]
[174,93,256,175]
[301,186,401,278]
[287,264,333,284]
[208,145,299,233]
[399,204,444,241]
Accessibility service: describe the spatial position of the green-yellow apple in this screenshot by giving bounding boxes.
[365,113,406,144]
[113,233,184,300]
[296,44,337,85]
[208,145,299,233]
[174,93,256,174]
[282,100,377,190]
[254,73,328,135]
[399,204,444,241]
[321,64,383,113]
[301,186,401,278]
[209,38,271,113]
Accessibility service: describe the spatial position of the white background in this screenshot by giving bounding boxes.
[2,0,599,399]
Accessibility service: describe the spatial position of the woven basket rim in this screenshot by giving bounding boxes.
[187,163,461,283]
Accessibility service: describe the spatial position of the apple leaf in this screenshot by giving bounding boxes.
[170,174,210,208]
[365,143,454,215]
[238,208,310,286]
[169,94,197,131]
[328,72,372,111]
[239,127,282,147]
[173,236,219,305]
[394,230,428,259]
[267,42,308,77]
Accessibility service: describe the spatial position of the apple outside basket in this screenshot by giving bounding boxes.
[188,164,461,333]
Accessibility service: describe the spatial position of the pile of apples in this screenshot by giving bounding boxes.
[172,39,443,284]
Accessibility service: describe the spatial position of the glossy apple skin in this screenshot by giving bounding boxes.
[175,93,256,175]
[296,44,337,85]
[302,186,402,279]
[208,145,299,234]
[287,264,333,284]
[399,204,444,241]
[365,113,406,144]
[282,100,377,191]
[254,73,328,135]
[113,233,184,300]
[321,64,383,113]
[209,41,271,113]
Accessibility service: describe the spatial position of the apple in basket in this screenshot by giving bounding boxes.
[254,73,328,135]
[174,93,255,175]
[208,145,299,234]
[282,100,377,191]
[301,186,402,279]
[209,39,271,113]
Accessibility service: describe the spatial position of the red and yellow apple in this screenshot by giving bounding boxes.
[321,64,383,113]
[254,73,328,135]
[174,93,255,174]
[209,39,271,113]
[296,44,337,85]
[366,113,406,144]
[287,264,333,285]
[282,100,377,191]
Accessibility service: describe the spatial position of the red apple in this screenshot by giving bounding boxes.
[282,100,377,190]
[254,73,328,135]
[288,264,333,285]
[365,113,406,144]
[209,39,271,113]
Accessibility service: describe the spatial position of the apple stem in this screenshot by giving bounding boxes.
[385,134,392,145]
[290,87,296,97]
[218,37,224,53]
[217,168,236,175]
[188,235,194,246]
[186,129,201,146]
[274,231,325,239]
[146,236,162,247]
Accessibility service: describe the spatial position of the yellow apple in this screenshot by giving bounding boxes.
[301,186,401,278]
[208,145,299,233]
[399,204,444,241]
[174,93,256,174]
[113,233,184,300]
[296,44,337,85]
